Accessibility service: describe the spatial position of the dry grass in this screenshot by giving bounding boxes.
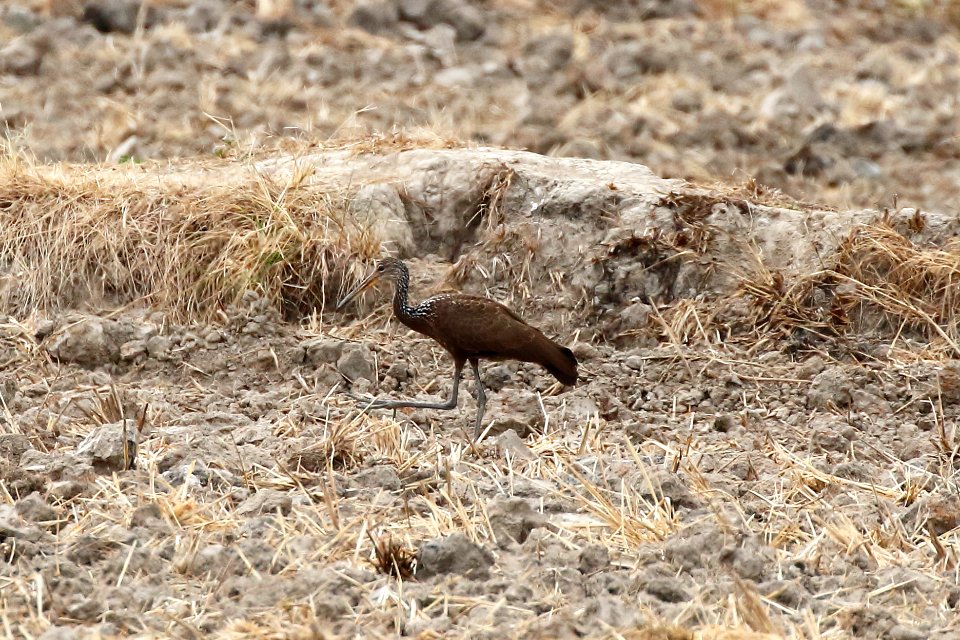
[3,143,959,639]
[737,220,960,357]
[4,307,959,638]
[0,152,380,321]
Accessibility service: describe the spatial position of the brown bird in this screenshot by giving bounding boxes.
[336,258,578,439]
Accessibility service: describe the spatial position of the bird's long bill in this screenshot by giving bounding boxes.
[336,270,380,310]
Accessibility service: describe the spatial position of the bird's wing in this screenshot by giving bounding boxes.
[428,297,545,359]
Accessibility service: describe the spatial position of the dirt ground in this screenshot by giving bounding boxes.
[2,1,960,639]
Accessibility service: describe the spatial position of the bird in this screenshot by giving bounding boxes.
[336,257,578,439]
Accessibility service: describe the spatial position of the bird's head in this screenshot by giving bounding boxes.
[336,258,406,310]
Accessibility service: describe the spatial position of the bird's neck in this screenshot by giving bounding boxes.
[392,265,418,321]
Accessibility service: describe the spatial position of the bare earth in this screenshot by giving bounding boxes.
[2,2,960,639]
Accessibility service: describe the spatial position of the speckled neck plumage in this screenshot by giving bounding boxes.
[391,261,428,321]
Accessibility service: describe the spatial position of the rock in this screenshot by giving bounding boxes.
[496,429,536,461]
[15,492,58,527]
[236,488,292,516]
[605,40,677,79]
[182,0,222,32]
[797,355,826,379]
[46,317,121,367]
[809,427,846,452]
[759,579,810,608]
[712,414,736,432]
[888,624,929,640]
[252,347,276,368]
[671,88,703,113]
[617,301,653,333]
[301,337,344,366]
[76,422,138,473]
[347,0,399,34]
[298,0,336,27]
[578,543,610,574]
[928,361,960,403]
[39,626,81,640]
[348,184,415,255]
[82,0,142,34]
[3,6,42,33]
[17,449,49,471]
[337,345,376,383]
[665,527,727,571]
[923,494,960,535]
[34,319,56,340]
[850,388,889,413]
[47,480,90,501]
[119,339,148,361]
[385,361,409,381]
[188,543,241,576]
[0,35,48,76]
[0,504,40,540]
[485,394,541,437]
[416,534,494,579]
[832,460,870,482]
[0,434,32,463]
[146,335,172,359]
[398,0,485,41]
[522,31,574,79]
[729,547,767,581]
[64,596,106,622]
[643,576,690,602]
[130,503,165,529]
[758,63,823,120]
[571,343,599,360]
[641,469,698,509]
[807,367,854,409]
[354,465,402,491]
[844,606,897,638]
[486,497,546,546]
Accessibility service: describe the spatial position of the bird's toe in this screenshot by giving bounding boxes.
[345,391,377,405]
[346,392,395,410]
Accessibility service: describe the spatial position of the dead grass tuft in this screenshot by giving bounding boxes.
[737,221,960,356]
[368,530,417,579]
[286,418,364,472]
[0,155,379,320]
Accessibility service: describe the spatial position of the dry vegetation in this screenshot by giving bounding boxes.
[2,143,960,639]
[0,151,380,320]
[3,1,960,638]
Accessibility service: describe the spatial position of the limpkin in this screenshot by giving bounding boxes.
[336,258,578,439]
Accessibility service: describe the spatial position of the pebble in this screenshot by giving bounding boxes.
[417,534,494,579]
[76,422,138,473]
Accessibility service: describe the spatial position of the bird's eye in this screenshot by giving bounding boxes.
[377,264,385,272]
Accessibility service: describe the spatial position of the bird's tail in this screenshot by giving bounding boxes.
[542,341,578,386]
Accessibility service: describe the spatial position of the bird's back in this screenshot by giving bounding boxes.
[410,293,578,385]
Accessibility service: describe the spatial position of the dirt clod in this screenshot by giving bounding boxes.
[807,367,854,409]
[416,534,494,579]
[643,577,691,603]
[337,344,376,384]
[487,497,546,547]
[15,492,58,527]
[46,317,121,367]
[76,421,137,473]
[578,544,611,574]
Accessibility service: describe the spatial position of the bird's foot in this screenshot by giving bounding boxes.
[344,391,398,411]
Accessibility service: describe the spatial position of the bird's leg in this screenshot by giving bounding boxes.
[470,358,487,440]
[350,360,464,412]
